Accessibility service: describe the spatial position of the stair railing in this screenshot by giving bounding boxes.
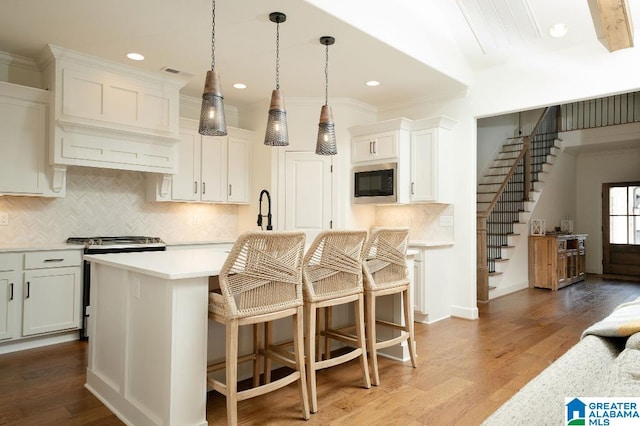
[477,106,557,302]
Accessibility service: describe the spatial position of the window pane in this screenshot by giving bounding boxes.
[631,186,640,215]
[610,187,627,215]
[610,216,628,244]
[631,216,640,245]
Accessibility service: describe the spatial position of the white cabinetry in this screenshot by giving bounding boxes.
[349,116,456,204]
[410,244,453,324]
[22,250,81,336]
[0,82,61,197]
[0,254,20,341]
[148,119,253,204]
[352,131,399,162]
[39,45,186,176]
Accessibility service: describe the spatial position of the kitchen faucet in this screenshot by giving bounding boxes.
[257,189,273,230]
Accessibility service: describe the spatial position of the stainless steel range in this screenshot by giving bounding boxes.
[67,236,167,339]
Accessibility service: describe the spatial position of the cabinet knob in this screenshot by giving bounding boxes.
[228,185,232,196]
[194,181,198,194]
[411,182,415,195]
[202,182,206,194]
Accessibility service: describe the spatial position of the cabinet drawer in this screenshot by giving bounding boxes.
[24,250,82,269]
[0,253,21,271]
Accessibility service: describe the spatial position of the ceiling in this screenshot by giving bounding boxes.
[0,0,636,109]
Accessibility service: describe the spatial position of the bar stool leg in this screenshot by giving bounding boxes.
[365,292,380,386]
[226,319,239,426]
[305,302,318,413]
[294,306,311,419]
[355,293,371,389]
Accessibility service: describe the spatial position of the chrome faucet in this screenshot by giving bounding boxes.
[257,189,273,230]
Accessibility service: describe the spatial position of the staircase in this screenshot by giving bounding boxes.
[476,107,559,302]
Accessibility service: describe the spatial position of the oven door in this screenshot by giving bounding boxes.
[353,163,397,204]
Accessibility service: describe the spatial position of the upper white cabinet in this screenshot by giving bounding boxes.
[352,131,399,162]
[349,116,456,204]
[0,82,62,197]
[147,118,253,204]
[38,45,186,175]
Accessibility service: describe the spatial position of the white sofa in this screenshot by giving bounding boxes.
[483,299,640,425]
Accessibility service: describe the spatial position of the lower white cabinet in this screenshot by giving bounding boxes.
[22,250,82,337]
[23,266,81,336]
[410,244,453,324]
[0,249,83,353]
[0,271,17,341]
[0,254,20,341]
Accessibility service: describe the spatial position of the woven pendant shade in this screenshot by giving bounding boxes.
[265,89,289,146]
[199,69,227,136]
[316,104,336,155]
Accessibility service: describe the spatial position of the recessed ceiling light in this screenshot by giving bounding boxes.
[233,83,247,89]
[127,52,145,61]
[549,23,568,38]
[366,80,380,87]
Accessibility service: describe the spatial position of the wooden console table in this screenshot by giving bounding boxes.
[528,234,587,290]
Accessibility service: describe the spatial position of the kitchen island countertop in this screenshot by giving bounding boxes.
[84,248,229,280]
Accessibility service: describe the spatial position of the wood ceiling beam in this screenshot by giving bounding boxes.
[588,0,634,52]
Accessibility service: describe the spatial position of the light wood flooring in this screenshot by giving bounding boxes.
[1,275,639,425]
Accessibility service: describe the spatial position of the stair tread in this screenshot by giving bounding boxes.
[492,258,510,263]
[488,272,502,277]
[487,233,520,237]
[487,244,515,249]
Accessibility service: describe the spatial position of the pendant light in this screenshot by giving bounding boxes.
[198,0,227,136]
[264,12,289,146]
[315,36,337,155]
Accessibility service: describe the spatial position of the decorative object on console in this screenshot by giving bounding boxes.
[198,0,227,136]
[315,36,337,156]
[561,219,574,233]
[264,12,289,146]
[530,219,545,235]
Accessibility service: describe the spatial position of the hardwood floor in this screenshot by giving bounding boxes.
[1,275,639,425]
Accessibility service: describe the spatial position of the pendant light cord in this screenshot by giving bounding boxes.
[275,19,280,90]
[324,43,329,106]
[211,0,216,71]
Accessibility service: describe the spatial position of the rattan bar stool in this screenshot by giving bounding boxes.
[206,231,309,425]
[302,230,370,413]
[362,227,417,386]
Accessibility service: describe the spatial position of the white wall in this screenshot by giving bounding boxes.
[577,147,640,273]
[477,114,518,181]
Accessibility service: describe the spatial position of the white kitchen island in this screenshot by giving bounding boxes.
[83,247,416,425]
[84,248,229,426]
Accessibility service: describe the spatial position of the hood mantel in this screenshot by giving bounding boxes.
[38,45,187,176]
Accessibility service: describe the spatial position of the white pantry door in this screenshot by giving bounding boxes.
[284,152,332,240]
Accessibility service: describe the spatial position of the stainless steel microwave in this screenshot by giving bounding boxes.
[352,162,397,204]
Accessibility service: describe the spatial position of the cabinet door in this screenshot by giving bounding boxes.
[352,132,397,163]
[284,152,332,240]
[227,134,251,203]
[0,271,17,341]
[0,93,46,194]
[200,135,227,202]
[171,129,200,201]
[410,129,436,202]
[372,132,397,159]
[23,267,81,336]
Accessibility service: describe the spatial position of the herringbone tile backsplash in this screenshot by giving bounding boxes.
[0,167,238,246]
